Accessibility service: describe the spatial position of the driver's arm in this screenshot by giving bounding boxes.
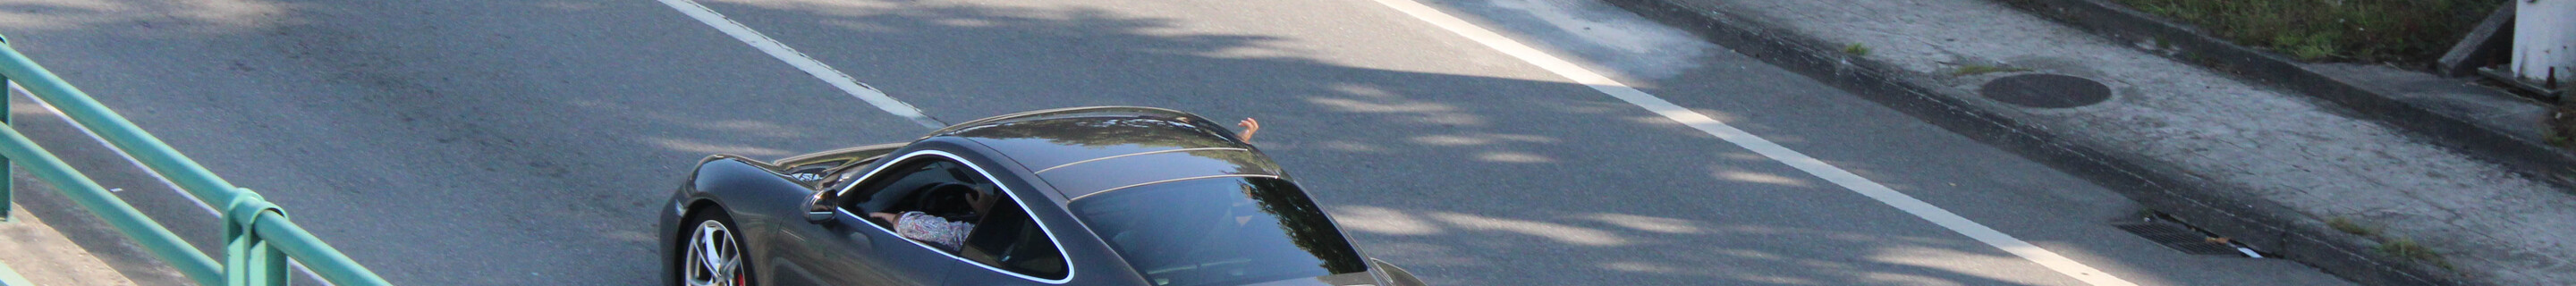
[888,212,972,251]
[868,212,902,224]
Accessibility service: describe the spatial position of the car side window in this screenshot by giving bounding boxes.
[836,153,1071,280]
[837,158,972,221]
[958,194,1070,280]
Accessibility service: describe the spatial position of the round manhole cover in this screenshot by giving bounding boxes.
[1979,74,2110,108]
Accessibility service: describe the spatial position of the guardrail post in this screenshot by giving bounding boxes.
[1,75,13,223]
[222,233,289,286]
[0,33,12,223]
[223,190,286,286]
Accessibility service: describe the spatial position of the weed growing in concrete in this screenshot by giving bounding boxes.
[2275,33,2341,61]
[2377,239,2454,270]
[1951,64,2031,76]
[2550,100,2576,148]
[2327,217,2377,237]
[1843,43,1870,56]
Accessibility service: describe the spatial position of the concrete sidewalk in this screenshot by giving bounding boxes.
[1,168,191,286]
[1604,0,2576,285]
[2,205,145,286]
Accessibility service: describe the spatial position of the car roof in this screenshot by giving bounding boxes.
[927,106,1285,199]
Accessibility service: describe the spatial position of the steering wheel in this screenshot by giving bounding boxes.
[909,182,984,219]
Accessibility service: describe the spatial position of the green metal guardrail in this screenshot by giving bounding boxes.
[0,35,390,286]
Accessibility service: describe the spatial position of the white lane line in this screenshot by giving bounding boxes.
[652,0,945,129]
[1360,1,2139,285]
[9,84,335,285]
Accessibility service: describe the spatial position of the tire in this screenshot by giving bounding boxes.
[681,209,752,286]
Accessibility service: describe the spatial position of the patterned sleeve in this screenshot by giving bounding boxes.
[894,212,974,250]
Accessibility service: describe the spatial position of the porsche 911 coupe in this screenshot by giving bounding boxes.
[660,106,1428,286]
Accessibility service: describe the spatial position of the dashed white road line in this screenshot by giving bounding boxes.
[1360,1,2140,285]
[651,0,945,129]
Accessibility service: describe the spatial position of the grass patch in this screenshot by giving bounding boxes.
[1843,43,1871,56]
[2327,217,2377,237]
[1951,64,2031,76]
[2112,0,2503,63]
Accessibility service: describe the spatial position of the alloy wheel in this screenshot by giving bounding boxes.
[683,220,745,286]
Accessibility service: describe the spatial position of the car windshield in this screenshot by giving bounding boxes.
[1068,177,1367,286]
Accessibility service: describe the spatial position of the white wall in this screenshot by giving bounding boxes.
[2517,0,2576,86]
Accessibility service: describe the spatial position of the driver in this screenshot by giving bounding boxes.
[868,187,1001,251]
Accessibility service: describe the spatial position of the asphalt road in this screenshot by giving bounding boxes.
[0,0,2356,285]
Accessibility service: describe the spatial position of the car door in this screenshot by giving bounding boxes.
[769,156,974,286]
[943,186,1076,285]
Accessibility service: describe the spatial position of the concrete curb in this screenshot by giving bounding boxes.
[1991,0,2576,189]
[1595,0,2481,285]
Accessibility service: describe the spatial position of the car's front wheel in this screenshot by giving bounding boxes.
[682,210,750,286]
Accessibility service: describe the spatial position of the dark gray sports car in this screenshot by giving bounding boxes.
[660,106,1428,286]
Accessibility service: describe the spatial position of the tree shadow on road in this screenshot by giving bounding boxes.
[679,1,2072,285]
[0,0,2090,284]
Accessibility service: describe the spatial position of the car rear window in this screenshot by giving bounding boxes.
[1068,177,1367,286]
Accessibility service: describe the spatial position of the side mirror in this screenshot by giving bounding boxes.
[804,189,838,222]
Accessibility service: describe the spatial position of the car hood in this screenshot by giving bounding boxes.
[1236,273,1379,286]
[1233,266,1428,286]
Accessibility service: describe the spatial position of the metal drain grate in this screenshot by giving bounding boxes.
[2113,221,2250,256]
